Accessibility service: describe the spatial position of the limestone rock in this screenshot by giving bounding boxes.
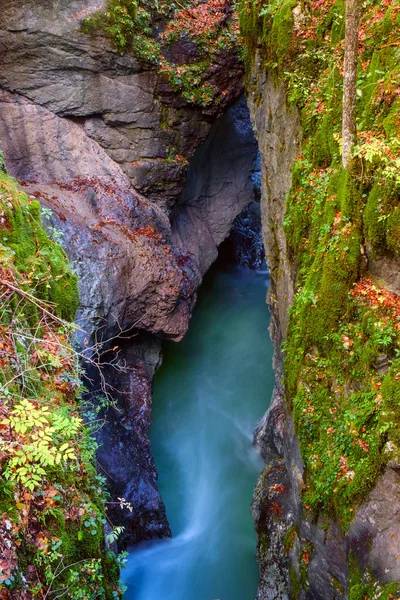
[0,0,243,204]
[172,96,260,274]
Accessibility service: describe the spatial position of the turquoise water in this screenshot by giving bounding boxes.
[123,262,274,600]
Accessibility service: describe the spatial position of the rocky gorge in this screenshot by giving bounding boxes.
[0,0,261,551]
[1,1,400,599]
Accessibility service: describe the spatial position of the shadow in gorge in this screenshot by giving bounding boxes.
[122,239,275,600]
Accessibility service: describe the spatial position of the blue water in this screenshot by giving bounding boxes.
[123,263,274,600]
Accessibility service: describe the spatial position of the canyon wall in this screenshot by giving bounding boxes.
[3,1,399,597]
[242,1,400,598]
[0,0,259,545]
[247,54,350,600]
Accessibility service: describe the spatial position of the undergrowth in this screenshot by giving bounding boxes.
[0,171,123,598]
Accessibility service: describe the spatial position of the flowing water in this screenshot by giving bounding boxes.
[123,260,274,600]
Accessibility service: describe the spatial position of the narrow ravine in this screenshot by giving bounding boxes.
[122,257,274,600]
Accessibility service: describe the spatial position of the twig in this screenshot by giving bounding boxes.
[175,0,196,18]
[43,558,91,600]
[96,460,118,482]
[0,279,83,331]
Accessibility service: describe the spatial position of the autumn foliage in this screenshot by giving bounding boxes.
[82,0,242,106]
[0,173,121,599]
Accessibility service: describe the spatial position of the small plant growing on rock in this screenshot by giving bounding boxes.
[82,0,243,107]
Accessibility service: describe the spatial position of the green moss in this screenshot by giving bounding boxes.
[270,0,297,64]
[364,182,390,255]
[312,229,360,344]
[82,0,160,63]
[382,370,400,413]
[240,0,400,530]
[363,179,400,257]
[82,0,240,107]
[312,115,335,168]
[382,98,400,138]
[358,52,386,131]
[289,283,400,525]
[386,206,400,256]
[349,554,400,600]
[240,0,400,591]
[0,171,120,598]
[349,581,400,600]
[330,574,345,596]
[289,564,301,600]
[283,524,298,554]
[0,482,16,521]
[0,173,79,320]
[328,0,345,44]
[258,531,268,556]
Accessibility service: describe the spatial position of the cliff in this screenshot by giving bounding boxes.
[0,0,260,551]
[240,1,400,598]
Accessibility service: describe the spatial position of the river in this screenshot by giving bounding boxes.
[123,259,274,600]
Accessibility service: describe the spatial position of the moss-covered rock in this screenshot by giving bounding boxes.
[387,207,400,257]
[82,0,242,108]
[0,172,121,598]
[0,172,79,320]
[240,0,400,595]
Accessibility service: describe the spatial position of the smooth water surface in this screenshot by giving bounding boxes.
[123,262,274,600]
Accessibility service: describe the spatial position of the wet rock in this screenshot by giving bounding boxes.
[349,466,400,584]
[373,353,389,375]
[94,335,172,545]
[216,149,264,269]
[246,62,301,342]
[172,95,260,274]
[224,201,265,270]
[366,244,400,295]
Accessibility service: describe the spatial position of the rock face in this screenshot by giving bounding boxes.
[366,246,400,296]
[0,1,258,544]
[172,96,261,274]
[0,0,242,211]
[223,199,265,270]
[246,48,400,600]
[246,59,308,600]
[0,89,198,347]
[93,334,171,543]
